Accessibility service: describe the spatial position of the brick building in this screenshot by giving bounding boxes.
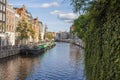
[33,17,40,43]
[14,5,27,21]
[14,5,43,44]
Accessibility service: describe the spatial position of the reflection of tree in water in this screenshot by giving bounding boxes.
[16,55,42,80]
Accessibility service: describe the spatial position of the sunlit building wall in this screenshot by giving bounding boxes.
[6,3,15,45]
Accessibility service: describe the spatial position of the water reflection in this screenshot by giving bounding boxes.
[0,42,86,80]
[69,44,85,80]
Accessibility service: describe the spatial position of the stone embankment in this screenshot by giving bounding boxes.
[55,39,85,48]
[0,45,20,59]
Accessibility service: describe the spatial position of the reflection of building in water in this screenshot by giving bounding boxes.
[0,56,41,80]
[16,56,40,80]
[0,56,21,80]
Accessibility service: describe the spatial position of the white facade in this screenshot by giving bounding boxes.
[0,33,7,46]
[55,33,60,40]
[55,32,69,40]
[41,26,44,41]
[61,32,69,39]
[6,32,15,45]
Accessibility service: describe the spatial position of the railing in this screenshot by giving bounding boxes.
[0,45,20,59]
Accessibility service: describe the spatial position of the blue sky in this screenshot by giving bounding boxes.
[8,0,78,32]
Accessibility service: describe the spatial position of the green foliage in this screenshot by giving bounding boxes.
[71,0,120,80]
[70,0,94,13]
[29,23,35,40]
[74,14,89,40]
[39,32,42,41]
[16,19,35,44]
[16,19,29,40]
[45,32,54,40]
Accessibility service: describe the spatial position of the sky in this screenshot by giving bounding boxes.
[8,0,79,32]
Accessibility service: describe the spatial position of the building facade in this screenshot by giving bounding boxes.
[6,4,16,45]
[14,5,27,21]
[33,17,40,43]
[26,10,32,23]
[0,0,6,32]
[55,32,69,40]
[39,21,44,41]
[0,0,7,46]
[14,5,31,44]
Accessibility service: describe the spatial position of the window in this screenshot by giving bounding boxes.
[0,4,2,10]
[2,23,5,32]
[0,22,2,32]
[0,0,6,33]
[3,5,5,12]
[3,14,5,21]
[0,12,2,20]
[0,0,2,2]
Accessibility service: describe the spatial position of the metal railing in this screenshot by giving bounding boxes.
[0,45,20,58]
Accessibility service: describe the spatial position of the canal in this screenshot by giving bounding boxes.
[0,42,86,80]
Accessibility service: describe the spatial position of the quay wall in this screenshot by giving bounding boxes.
[0,45,20,59]
[55,39,85,48]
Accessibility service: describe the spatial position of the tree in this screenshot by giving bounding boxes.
[39,32,42,41]
[70,0,94,13]
[16,19,33,44]
[45,32,54,41]
[73,14,89,40]
[29,23,35,41]
[71,0,120,80]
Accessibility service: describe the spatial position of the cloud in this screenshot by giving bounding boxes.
[64,20,74,23]
[50,10,61,15]
[9,3,23,6]
[29,2,59,8]
[50,10,78,23]
[58,13,78,20]
[41,2,59,8]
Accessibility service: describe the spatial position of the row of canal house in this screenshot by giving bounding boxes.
[0,0,44,46]
[55,24,78,40]
[55,32,70,40]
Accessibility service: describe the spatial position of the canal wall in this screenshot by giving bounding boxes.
[55,39,85,48]
[0,45,20,59]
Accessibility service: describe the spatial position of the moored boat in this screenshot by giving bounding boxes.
[20,41,56,55]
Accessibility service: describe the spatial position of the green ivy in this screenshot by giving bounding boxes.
[71,0,120,80]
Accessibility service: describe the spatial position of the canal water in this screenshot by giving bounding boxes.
[0,42,86,80]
